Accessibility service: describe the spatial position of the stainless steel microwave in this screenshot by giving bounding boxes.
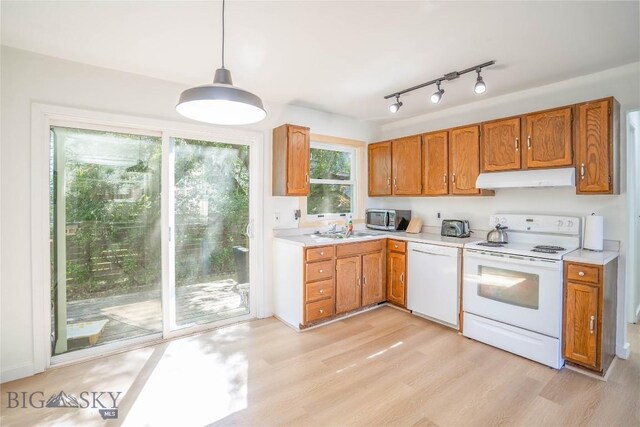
[365,209,411,231]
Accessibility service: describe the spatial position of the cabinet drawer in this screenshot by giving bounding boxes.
[305,279,334,302]
[306,245,334,262]
[305,298,334,323]
[336,239,384,257]
[305,260,334,282]
[387,239,406,253]
[567,263,600,285]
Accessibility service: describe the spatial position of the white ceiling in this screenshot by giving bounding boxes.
[2,1,638,122]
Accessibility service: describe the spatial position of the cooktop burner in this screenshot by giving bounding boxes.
[477,242,505,247]
[531,248,559,254]
[533,245,566,251]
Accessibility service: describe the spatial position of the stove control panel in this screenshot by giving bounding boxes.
[490,214,580,235]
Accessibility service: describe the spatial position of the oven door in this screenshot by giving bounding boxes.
[463,249,563,338]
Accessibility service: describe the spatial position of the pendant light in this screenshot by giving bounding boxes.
[474,68,486,94]
[176,0,266,125]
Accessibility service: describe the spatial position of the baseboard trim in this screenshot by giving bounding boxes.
[616,342,631,359]
[1,362,35,384]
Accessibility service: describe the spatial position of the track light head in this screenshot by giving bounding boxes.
[430,82,444,104]
[474,69,486,94]
[389,95,403,113]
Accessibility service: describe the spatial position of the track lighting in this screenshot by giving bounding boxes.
[430,82,444,104]
[474,68,486,94]
[384,60,495,111]
[389,95,403,113]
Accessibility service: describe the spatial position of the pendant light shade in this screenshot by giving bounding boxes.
[177,69,266,125]
[176,1,266,125]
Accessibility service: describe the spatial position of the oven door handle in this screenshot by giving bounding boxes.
[464,250,562,271]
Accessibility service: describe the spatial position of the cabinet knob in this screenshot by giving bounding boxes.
[320,251,324,256]
[580,163,585,180]
[319,269,324,273]
[578,271,585,277]
[451,173,456,184]
[527,136,532,149]
[589,315,595,333]
[515,137,519,151]
[319,289,324,294]
[319,309,324,314]
[394,244,398,248]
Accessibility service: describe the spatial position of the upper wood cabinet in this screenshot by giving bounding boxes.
[272,124,310,196]
[449,126,481,195]
[525,107,573,169]
[422,131,449,195]
[368,141,392,196]
[391,136,422,195]
[576,98,616,194]
[482,117,521,172]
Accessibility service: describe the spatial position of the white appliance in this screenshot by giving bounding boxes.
[463,214,580,369]
[408,242,461,328]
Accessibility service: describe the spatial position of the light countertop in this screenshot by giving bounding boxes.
[564,249,619,265]
[273,230,483,248]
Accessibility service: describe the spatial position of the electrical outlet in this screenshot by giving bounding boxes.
[274,212,281,223]
[294,209,301,220]
[437,212,441,219]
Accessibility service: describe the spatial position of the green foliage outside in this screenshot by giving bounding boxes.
[307,147,353,215]
[54,128,249,301]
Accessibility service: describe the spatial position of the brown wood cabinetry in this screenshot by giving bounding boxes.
[525,107,573,169]
[422,131,449,195]
[449,126,482,195]
[368,142,392,196]
[303,245,335,324]
[576,98,617,194]
[336,256,362,314]
[391,136,422,195]
[361,252,386,306]
[563,259,618,375]
[386,240,406,307]
[272,124,310,196]
[481,117,522,172]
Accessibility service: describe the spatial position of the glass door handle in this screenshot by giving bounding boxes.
[245,220,254,238]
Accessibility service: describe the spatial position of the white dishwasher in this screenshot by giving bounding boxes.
[407,242,461,328]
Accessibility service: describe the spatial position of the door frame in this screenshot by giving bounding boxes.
[627,110,640,324]
[31,103,264,372]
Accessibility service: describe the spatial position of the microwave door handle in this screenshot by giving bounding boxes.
[385,212,390,228]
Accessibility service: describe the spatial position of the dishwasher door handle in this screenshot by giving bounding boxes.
[412,249,454,257]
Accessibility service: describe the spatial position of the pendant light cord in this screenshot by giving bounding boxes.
[221,0,226,68]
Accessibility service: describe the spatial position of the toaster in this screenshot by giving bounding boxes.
[441,220,471,238]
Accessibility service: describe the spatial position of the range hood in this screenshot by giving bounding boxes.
[476,167,575,189]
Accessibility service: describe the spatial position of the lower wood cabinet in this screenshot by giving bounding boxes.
[386,240,406,307]
[336,241,386,314]
[563,258,618,375]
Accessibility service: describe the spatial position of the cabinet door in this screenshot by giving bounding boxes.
[286,125,310,195]
[576,99,611,194]
[387,252,406,307]
[449,126,481,195]
[368,142,392,196]
[564,281,599,368]
[525,107,573,169]
[336,256,362,314]
[362,251,385,306]
[422,131,449,195]
[392,136,422,195]
[482,118,521,172]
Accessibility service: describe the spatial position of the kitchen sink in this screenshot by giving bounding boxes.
[311,231,380,240]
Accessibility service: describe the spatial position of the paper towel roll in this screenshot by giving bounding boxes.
[583,215,604,251]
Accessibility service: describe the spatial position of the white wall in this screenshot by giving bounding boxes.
[0,46,377,382]
[371,62,640,356]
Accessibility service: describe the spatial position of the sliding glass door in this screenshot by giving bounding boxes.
[49,125,254,358]
[172,137,251,328]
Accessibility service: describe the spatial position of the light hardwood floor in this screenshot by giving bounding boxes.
[1,306,639,426]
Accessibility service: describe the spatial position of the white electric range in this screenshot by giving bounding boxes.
[463,214,580,369]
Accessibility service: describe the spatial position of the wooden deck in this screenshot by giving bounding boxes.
[64,279,249,352]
